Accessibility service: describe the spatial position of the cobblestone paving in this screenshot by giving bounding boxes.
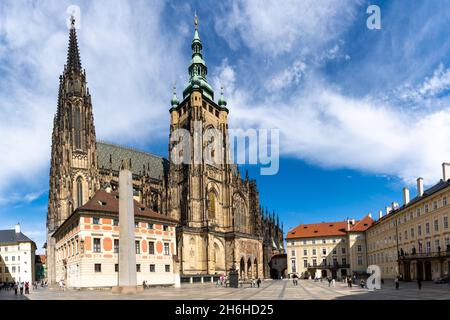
[1,279,450,300]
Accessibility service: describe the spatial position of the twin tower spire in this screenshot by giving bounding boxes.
[65,15,226,110]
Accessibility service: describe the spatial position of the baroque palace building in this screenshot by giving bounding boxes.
[286,216,373,280]
[287,163,450,282]
[45,17,283,286]
[367,163,450,281]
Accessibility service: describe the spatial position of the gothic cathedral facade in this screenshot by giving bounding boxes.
[46,18,284,285]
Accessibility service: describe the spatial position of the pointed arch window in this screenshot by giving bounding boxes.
[77,177,83,208]
[208,191,216,220]
[74,107,81,149]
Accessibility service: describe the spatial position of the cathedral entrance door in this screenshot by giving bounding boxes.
[247,258,252,279]
[239,258,245,279]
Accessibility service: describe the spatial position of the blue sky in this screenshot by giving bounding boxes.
[1,0,450,253]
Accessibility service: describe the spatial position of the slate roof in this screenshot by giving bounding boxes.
[97,141,168,179]
[404,179,450,208]
[0,230,34,244]
[286,215,373,240]
[371,179,450,227]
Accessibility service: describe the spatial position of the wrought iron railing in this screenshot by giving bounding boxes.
[398,251,450,259]
[307,263,350,269]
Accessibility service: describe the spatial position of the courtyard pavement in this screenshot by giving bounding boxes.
[1,279,450,300]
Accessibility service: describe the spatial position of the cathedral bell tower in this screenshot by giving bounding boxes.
[46,17,99,284]
[168,15,234,274]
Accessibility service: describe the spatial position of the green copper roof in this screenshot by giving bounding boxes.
[183,15,214,100]
[97,141,167,179]
[193,29,201,43]
[218,86,227,107]
[171,86,179,107]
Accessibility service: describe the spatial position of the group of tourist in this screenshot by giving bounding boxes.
[12,281,31,295]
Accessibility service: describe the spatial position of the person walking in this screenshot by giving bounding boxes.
[25,282,29,294]
[395,276,399,289]
[14,282,18,295]
[257,278,261,288]
[417,278,422,290]
[19,282,24,295]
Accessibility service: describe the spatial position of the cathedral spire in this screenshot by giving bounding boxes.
[183,13,214,100]
[66,16,82,72]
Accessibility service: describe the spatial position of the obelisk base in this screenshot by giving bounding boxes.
[111,285,144,294]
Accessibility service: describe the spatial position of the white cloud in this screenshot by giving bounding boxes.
[212,58,236,94]
[215,0,361,55]
[265,60,306,92]
[0,0,186,195]
[418,63,450,97]
[212,0,450,188]
[224,74,450,186]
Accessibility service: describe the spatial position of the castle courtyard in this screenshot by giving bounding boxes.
[2,279,450,300]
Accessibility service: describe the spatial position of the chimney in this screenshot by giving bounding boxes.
[378,210,383,220]
[385,206,392,215]
[443,163,450,181]
[15,223,21,234]
[392,202,399,210]
[417,177,424,197]
[403,188,410,205]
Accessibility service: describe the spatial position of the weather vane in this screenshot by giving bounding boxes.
[194,12,198,29]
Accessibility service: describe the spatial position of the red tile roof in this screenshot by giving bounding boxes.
[286,215,373,239]
[350,215,374,232]
[53,189,178,238]
[77,189,178,224]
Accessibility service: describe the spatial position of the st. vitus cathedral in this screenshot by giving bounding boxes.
[46,17,284,284]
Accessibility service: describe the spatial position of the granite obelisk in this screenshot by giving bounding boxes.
[112,159,142,293]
